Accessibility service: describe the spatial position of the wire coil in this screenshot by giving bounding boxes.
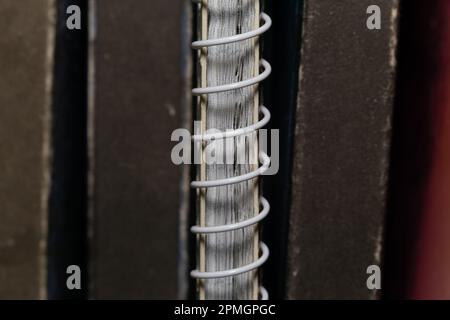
[191,6,272,300]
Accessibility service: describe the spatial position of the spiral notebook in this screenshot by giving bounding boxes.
[191,0,271,300]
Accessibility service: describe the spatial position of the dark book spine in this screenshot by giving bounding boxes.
[88,0,191,299]
[0,0,56,299]
[287,0,399,299]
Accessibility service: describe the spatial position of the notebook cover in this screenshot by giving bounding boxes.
[88,0,191,299]
[287,0,399,299]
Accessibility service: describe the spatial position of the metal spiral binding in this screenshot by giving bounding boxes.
[190,5,272,300]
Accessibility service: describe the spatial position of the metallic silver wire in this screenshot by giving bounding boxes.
[191,4,272,299]
[192,13,272,49]
[192,106,271,141]
[260,287,269,300]
[190,242,269,279]
[192,59,271,95]
[191,197,270,234]
[190,152,270,188]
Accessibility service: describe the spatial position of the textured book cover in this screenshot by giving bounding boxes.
[0,0,56,299]
[287,0,399,299]
[88,0,191,299]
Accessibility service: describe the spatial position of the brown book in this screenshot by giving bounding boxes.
[287,0,399,299]
[88,0,191,299]
[0,0,56,299]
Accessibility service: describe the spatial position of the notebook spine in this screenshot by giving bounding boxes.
[190,3,272,300]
